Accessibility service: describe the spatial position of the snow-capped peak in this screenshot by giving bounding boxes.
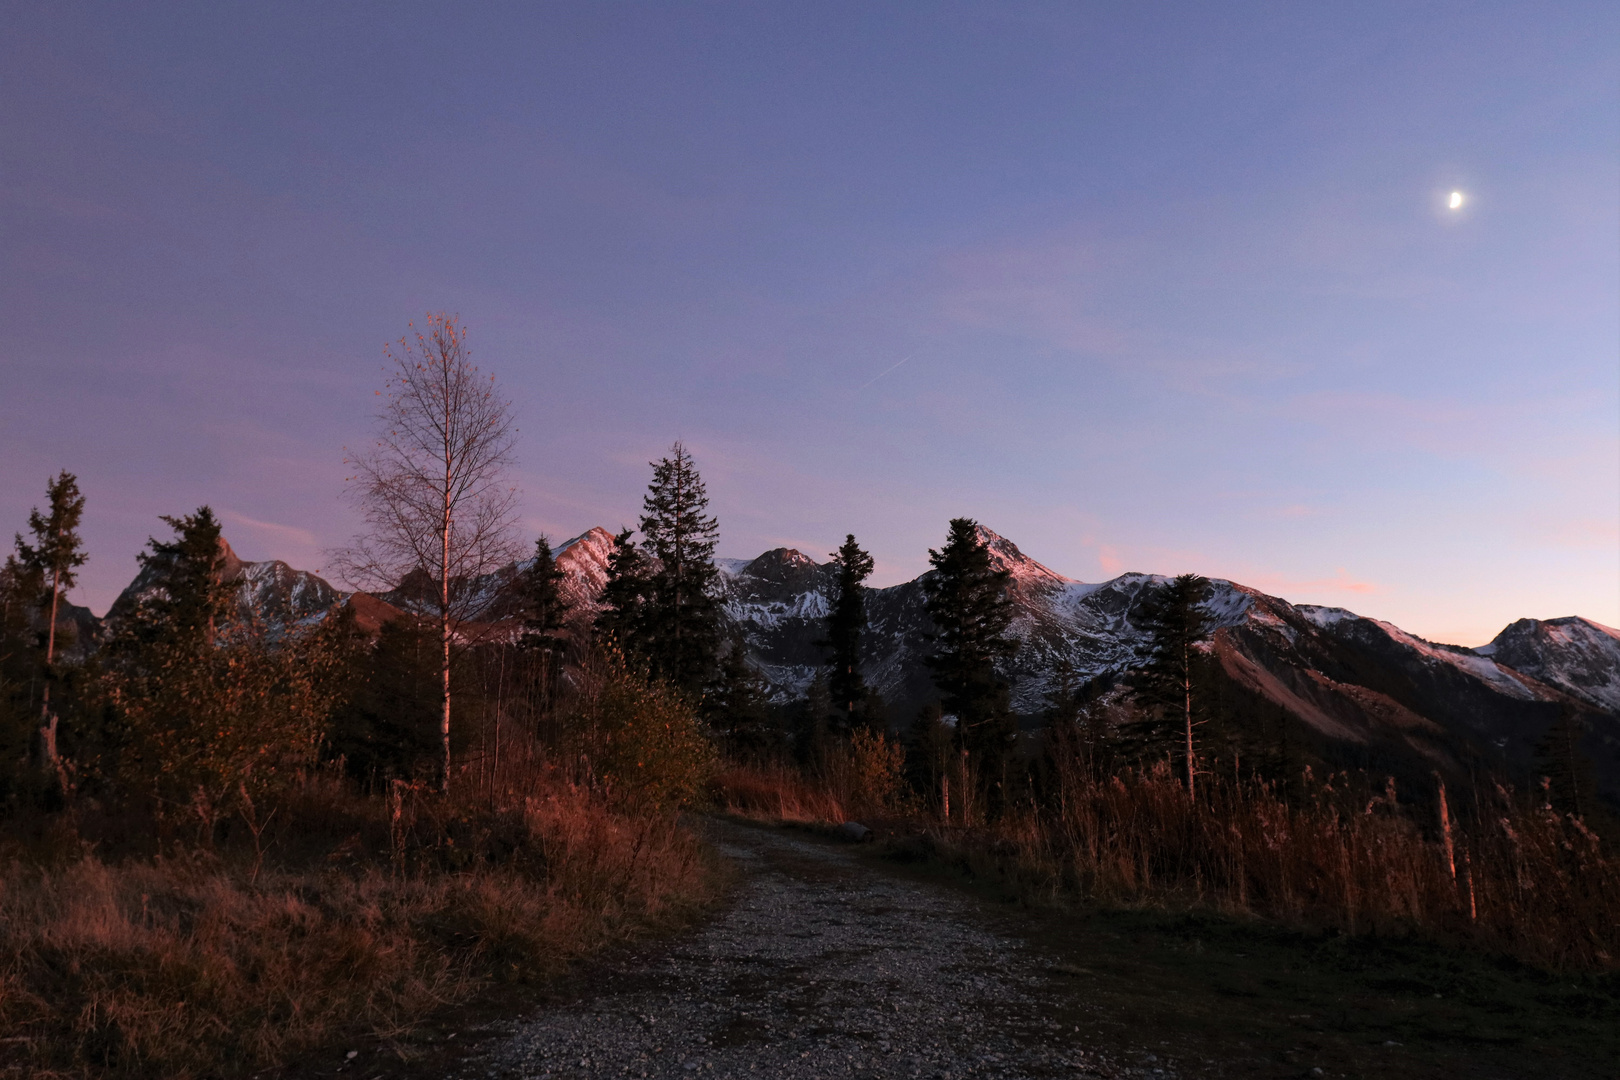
[970,524,1075,588]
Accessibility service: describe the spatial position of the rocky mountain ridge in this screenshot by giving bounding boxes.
[95,525,1620,803]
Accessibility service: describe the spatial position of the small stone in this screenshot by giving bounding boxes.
[345,1050,358,1060]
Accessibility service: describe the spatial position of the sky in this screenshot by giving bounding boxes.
[2,1,1616,645]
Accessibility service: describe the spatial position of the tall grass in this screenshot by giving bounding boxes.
[713,754,1620,972]
[0,755,718,1079]
[710,729,908,823]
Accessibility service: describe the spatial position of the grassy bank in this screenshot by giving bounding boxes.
[0,767,719,1079]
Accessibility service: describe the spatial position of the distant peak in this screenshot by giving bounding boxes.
[969,525,1073,585]
[746,547,819,572]
[557,526,618,552]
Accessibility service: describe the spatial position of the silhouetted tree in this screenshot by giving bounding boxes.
[111,507,235,655]
[595,528,653,650]
[519,535,570,651]
[921,518,1017,809]
[706,637,777,757]
[792,672,834,770]
[906,701,953,816]
[0,556,43,805]
[518,534,571,711]
[12,471,87,779]
[105,509,344,832]
[1125,573,1214,794]
[819,533,875,730]
[637,443,722,697]
[327,613,447,785]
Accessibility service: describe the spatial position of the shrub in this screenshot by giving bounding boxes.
[559,648,717,809]
[99,621,345,839]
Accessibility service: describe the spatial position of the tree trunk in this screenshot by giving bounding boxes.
[1183,644,1195,797]
[38,550,61,774]
[441,484,453,795]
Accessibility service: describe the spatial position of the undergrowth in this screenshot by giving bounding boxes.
[712,756,1620,973]
[0,758,718,1080]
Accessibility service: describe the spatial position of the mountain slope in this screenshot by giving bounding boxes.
[94,525,1620,805]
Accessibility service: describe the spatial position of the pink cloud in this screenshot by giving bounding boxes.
[1241,566,1380,598]
[1097,544,1124,576]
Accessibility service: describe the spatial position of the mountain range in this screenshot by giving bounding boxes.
[99,525,1620,807]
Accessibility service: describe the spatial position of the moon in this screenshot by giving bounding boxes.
[1448,191,1465,210]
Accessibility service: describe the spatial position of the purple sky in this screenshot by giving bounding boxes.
[4,2,1617,645]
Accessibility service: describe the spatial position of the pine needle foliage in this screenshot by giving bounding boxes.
[8,471,89,795]
[921,519,1017,791]
[635,443,722,697]
[519,535,570,646]
[1125,573,1216,793]
[820,533,875,728]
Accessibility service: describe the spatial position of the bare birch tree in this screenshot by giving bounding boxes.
[336,313,520,792]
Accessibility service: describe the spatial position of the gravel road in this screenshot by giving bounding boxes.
[450,819,1187,1080]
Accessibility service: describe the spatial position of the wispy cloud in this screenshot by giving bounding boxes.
[219,510,318,554]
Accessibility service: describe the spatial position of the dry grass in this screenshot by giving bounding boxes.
[713,757,1620,972]
[0,762,719,1079]
[710,731,909,825]
[710,762,847,824]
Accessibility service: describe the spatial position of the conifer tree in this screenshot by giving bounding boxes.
[921,518,1017,803]
[793,672,834,770]
[707,636,775,757]
[114,507,235,655]
[13,472,88,776]
[519,535,571,652]
[595,528,652,651]
[1125,573,1214,794]
[820,533,874,728]
[105,510,344,829]
[637,443,722,696]
[518,534,572,714]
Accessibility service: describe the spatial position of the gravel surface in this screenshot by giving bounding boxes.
[451,819,1187,1080]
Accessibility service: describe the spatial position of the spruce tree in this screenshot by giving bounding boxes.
[518,534,572,714]
[1125,573,1214,794]
[637,443,722,696]
[519,535,571,652]
[793,672,834,770]
[707,636,776,757]
[921,518,1017,803]
[103,508,299,820]
[115,507,236,654]
[13,472,88,776]
[820,533,875,728]
[595,528,651,655]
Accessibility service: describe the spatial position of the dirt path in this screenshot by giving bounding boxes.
[446,819,1185,1080]
[408,818,1612,1080]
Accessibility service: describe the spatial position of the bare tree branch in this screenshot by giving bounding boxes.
[332,313,521,791]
